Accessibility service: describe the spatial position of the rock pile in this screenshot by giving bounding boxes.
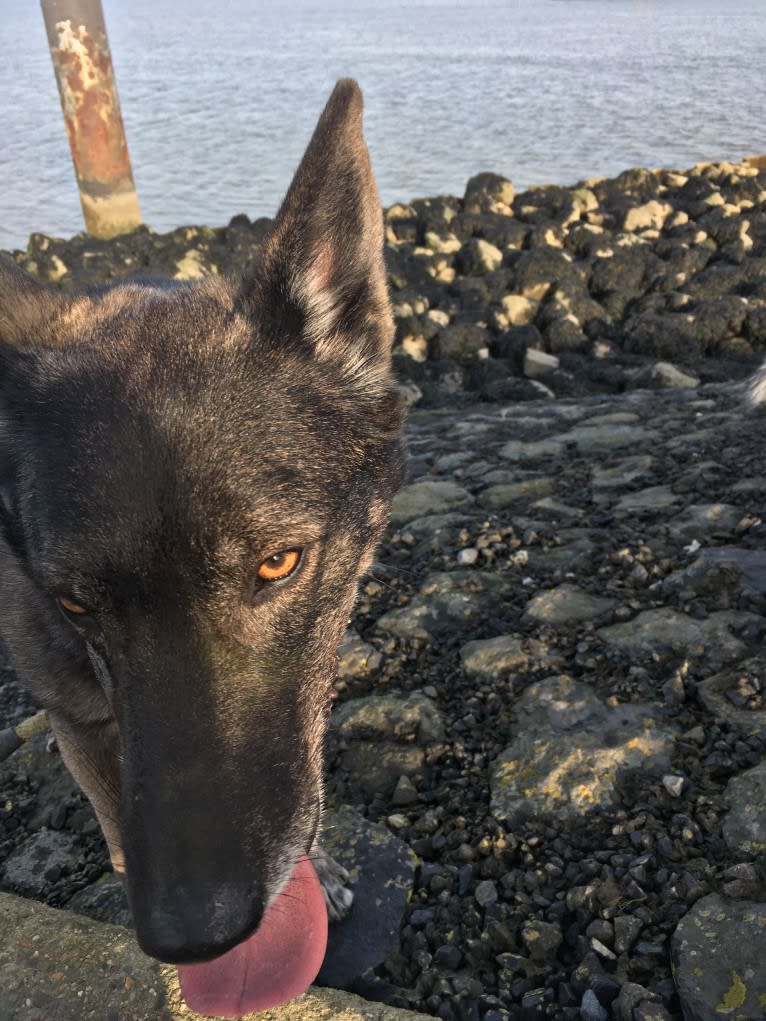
[5,159,766,408]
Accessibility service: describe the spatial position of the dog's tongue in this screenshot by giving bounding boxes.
[177,856,327,1017]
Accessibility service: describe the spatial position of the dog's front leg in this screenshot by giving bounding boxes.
[312,845,354,922]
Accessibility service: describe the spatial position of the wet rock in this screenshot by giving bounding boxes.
[553,422,655,454]
[523,584,615,625]
[318,806,417,996]
[498,437,566,462]
[390,480,474,525]
[698,658,766,735]
[330,691,444,800]
[460,635,528,677]
[649,361,700,389]
[464,172,514,214]
[2,830,80,896]
[666,502,742,541]
[591,454,654,490]
[614,485,682,513]
[490,676,676,826]
[598,609,757,670]
[66,872,131,927]
[524,348,560,379]
[721,759,766,854]
[623,200,673,232]
[338,630,383,682]
[375,570,507,641]
[672,893,766,1021]
[478,477,555,510]
[331,691,444,745]
[661,547,766,606]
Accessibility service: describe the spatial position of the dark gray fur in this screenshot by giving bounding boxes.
[0,80,404,963]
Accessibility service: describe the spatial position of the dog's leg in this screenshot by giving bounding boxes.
[312,845,354,922]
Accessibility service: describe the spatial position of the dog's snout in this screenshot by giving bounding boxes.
[139,890,264,964]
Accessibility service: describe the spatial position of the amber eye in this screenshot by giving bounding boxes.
[256,548,303,583]
[58,595,88,615]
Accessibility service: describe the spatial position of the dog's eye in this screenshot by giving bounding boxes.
[256,548,303,583]
[58,595,88,616]
[57,594,102,638]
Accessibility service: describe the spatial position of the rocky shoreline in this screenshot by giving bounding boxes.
[2,159,766,1021]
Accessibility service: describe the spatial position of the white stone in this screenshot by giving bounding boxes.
[524,348,560,378]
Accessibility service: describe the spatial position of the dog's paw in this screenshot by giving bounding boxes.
[312,846,354,922]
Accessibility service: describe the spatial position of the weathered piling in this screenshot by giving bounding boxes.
[41,0,141,238]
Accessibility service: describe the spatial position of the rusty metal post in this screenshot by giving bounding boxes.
[41,0,141,238]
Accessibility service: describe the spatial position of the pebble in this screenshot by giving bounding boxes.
[581,988,608,1021]
[662,774,686,797]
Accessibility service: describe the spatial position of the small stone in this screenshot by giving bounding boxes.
[651,361,700,389]
[614,914,643,953]
[623,200,673,232]
[474,880,498,907]
[174,249,215,279]
[580,989,608,1021]
[521,919,562,961]
[662,774,686,797]
[524,348,560,378]
[391,774,419,806]
[590,937,616,961]
[500,293,539,325]
[464,238,503,274]
[456,547,479,566]
[433,943,463,969]
[386,814,408,830]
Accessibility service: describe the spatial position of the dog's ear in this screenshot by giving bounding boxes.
[0,256,94,366]
[0,256,63,348]
[242,79,394,389]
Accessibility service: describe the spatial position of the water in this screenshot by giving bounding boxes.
[1,0,765,250]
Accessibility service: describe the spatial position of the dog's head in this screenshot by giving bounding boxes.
[0,80,404,1009]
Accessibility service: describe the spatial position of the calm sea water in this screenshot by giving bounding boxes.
[1,0,765,249]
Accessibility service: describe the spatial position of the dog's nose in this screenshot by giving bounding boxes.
[138,893,264,964]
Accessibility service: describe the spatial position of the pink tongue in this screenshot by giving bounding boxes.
[177,856,327,1017]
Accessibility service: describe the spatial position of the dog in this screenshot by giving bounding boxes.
[0,79,404,1015]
